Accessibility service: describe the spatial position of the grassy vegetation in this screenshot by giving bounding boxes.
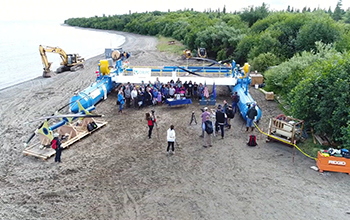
[298,137,326,158]
[156,36,186,55]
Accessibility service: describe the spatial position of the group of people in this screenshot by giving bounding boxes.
[52,80,259,161]
[200,92,258,148]
[145,111,176,155]
[116,78,209,113]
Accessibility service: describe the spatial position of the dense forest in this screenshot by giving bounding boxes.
[65,1,350,148]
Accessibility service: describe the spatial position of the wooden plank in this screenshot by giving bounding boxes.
[314,134,330,146]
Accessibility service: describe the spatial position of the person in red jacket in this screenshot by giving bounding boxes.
[145,112,156,139]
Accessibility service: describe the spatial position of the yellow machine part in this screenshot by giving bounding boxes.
[99,60,111,75]
[37,121,54,141]
[243,63,250,78]
[243,63,250,74]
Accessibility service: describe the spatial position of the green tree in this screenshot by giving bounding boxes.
[332,0,344,21]
[235,35,256,64]
[344,10,350,23]
[239,3,269,27]
[249,52,279,72]
[290,52,350,146]
[248,31,281,60]
[295,13,340,52]
[264,42,340,96]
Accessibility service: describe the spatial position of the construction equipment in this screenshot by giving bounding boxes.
[197,48,207,58]
[182,49,192,59]
[39,45,85,77]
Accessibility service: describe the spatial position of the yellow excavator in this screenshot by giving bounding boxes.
[39,45,85,78]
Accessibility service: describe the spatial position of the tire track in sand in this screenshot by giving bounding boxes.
[122,187,141,220]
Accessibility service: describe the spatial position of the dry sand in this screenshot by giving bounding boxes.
[0,31,350,220]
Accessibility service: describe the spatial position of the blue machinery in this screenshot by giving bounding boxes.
[69,59,262,121]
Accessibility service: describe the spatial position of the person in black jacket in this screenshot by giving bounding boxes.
[246,103,258,132]
[215,105,226,139]
[193,82,198,98]
[187,80,193,97]
[137,90,144,109]
[51,133,62,163]
[232,91,240,114]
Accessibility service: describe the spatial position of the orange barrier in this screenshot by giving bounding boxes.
[317,152,350,175]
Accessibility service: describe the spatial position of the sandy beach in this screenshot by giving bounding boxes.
[1,31,350,220]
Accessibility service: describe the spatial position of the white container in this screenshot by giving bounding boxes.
[255,84,259,89]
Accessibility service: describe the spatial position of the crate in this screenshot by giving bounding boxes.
[250,74,264,85]
[265,92,274,101]
[317,151,350,174]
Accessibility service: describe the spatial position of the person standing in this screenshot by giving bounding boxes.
[117,89,125,113]
[200,107,210,137]
[143,87,151,107]
[169,85,175,98]
[51,133,62,163]
[193,82,198,98]
[215,105,226,139]
[124,85,131,108]
[226,105,235,129]
[198,83,204,100]
[232,91,240,114]
[166,125,176,155]
[137,90,144,109]
[146,112,156,139]
[246,103,258,132]
[223,100,229,127]
[131,87,138,108]
[202,116,213,148]
[188,80,193,97]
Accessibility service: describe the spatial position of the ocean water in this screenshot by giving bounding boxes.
[0,20,125,90]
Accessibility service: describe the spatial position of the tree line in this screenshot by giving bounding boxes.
[65,1,350,147]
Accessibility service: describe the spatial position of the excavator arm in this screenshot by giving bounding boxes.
[39,45,54,74]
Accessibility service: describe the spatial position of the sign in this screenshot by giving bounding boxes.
[90,89,101,99]
[328,160,346,166]
[133,68,151,77]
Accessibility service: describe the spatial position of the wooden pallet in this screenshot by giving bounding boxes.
[23,119,107,160]
[314,134,330,146]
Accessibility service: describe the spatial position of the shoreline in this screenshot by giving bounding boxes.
[0,28,144,92]
[0,23,127,92]
[0,53,106,92]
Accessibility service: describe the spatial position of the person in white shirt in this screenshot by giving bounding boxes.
[166,125,176,155]
[169,85,175,98]
[131,87,138,108]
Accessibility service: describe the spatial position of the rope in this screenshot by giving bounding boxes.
[253,122,317,161]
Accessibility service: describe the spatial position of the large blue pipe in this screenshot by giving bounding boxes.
[231,78,262,122]
[69,76,115,113]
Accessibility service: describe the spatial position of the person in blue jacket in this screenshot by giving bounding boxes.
[117,89,125,113]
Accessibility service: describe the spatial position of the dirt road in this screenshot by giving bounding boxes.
[0,31,349,220]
